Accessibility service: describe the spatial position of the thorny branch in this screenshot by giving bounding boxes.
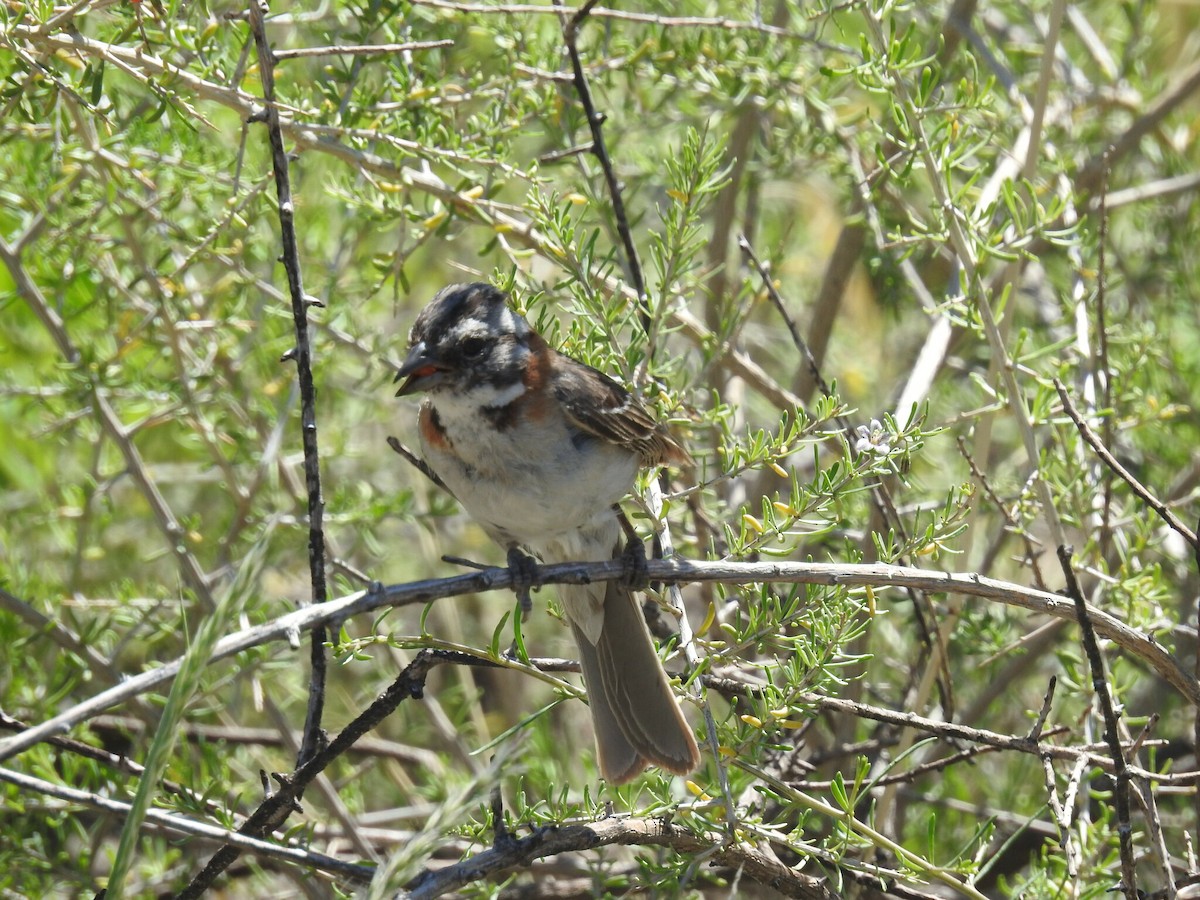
[171,2,334,893]
[1056,545,1138,898]
[555,0,650,333]
[175,649,454,898]
[246,0,331,772]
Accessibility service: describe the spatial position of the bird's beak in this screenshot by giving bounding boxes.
[393,341,451,396]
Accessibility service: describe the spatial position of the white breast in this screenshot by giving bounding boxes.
[420,388,638,553]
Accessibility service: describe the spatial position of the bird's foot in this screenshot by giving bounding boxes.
[506,546,538,620]
[618,537,651,593]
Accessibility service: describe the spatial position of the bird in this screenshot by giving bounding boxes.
[392,282,701,783]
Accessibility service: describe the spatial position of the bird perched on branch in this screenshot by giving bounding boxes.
[393,282,700,783]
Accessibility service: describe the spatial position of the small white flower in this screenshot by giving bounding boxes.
[854,419,891,456]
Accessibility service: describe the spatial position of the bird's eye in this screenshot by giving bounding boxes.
[459,337,488,359]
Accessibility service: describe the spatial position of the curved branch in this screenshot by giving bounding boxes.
[405,815,834,900]
[2,557,1195,762]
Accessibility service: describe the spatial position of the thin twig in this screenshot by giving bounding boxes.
[0,766,373,883]
[1041,752,1081,879]
[1095,149,1116,562]
[0,712,230,822]
[738,233,833,401]
[555,0,650,332]
[175,648,460,898]
[955,434,1049,590]
[1196,509,1200,854]
[246,0,331,773]
[1101,171,1200,209]
[1027,676,1057,742]
[272,39,453,59]
[798,222,865,403]
[1055,378,1198,550]
[1056,545,1138,899]
[1021,0,1066,183]
[387,435,449,490]
[1135,773,1177,900]
[410,0,844,47]
[1076,56,1200,194]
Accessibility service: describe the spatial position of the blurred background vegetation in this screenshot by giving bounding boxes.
[2,0,1200,896]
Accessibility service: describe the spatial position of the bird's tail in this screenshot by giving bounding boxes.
[566,578,700,783]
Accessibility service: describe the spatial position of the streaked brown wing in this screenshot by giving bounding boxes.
[552,354,691,467]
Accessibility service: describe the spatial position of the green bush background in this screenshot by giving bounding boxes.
[2,0,1199,896]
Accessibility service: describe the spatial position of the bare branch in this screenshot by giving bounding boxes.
[406,815,835,900]
[273,39,453,60]
[3,556,1196,764]
[0,765,373,882]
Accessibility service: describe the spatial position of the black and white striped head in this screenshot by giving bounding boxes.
[393,283,532,398]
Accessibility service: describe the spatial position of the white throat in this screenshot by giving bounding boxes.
[433,379,524,431]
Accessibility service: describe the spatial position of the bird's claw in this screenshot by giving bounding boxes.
[507,546,537,620]
[619,538,651,592]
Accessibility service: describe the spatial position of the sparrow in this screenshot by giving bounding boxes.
[393,282,701,783]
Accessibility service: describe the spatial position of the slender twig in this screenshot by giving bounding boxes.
[1041,753,1081,879]
[1101,171,1200,209]
[85,715,447,768]
[1196,510,1200,854]
[387,435,448,490]
[0,766,373,883]
[798,222,866,403]
[1055,379,1199,550]
[272,39,452,59]
[0,712,229,821]
[410,0,844,46]
[555,0,650,333]
[0,587,120,683]
[1190,511,1200,844]
[1135,774,1176,900]
[955,434,1049,590]
[175,649,455,898]
[1056,545,1138,899]
[1027,676,1057,742]
[1060,753,1089,825]
[246,0,331,773]
[1095,150,1116,561]
[770,685,1175,779]
[536,141,592,163]
[738,234,833,402]
[1021,0,1066,183]
[1076,56,1200,193]
[798,735,1060,791]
